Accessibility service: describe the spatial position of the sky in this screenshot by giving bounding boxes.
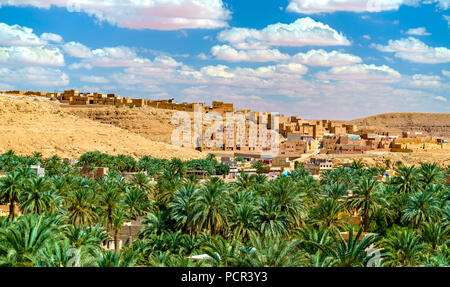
[0,0,448,120]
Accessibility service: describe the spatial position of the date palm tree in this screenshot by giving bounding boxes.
[42,155,66,177]
[168,183,198,233]
[257,197,288,237]
[179,233,205,255]
[230,203,258,241]
[297,176,320,203]
[420,252,449,267]
[381,229,426,267]
[138,210,172,237]
[66,189,99,226]
[168,158,186,180]
[296,225,333,255]
[290,168,309,182]
[0,214,62,267]
[131,173,153,193]
[236,233,305,267]
[321,183,347,200]
[392,165,421,194]
[321,167,354,188]
[98,186,123,239]
[350,160,365,171]
[418,163,445,185]
[95,250,137,267]
[63,225,109,254]
[190,179,230,236]
[52,175,70,196]
[348,177,386,231]
[231,189,256,206]
[420,222,449,250]
[253,174,267,185]
[324,228,379,267]
[20,177,61,215]
[234,173,254,191]
[202,236,242,267]
[308,198,346,231]
[0,150,19,172]
[306,251,337,267]
[155,161,185,205]
[0,172,23,220]
[401,191,442,227]
[268,176,306,228]
[112,209,128,251]
[122,187,150,220]
[32,240,84,267]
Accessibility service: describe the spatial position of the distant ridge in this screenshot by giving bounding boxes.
[348,112,450,137]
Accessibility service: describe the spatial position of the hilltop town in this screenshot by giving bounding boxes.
[1,89,449,173]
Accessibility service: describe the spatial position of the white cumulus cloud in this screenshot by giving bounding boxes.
[80,75,110,84]
[286,0,418,14]
[410,74,442,88]
[292,49,362,66]
[0,67,69,86]
[217,18,350,50]
[316,64,401,83]
[0,22,45,46]
[63,41,93,58]
[286,0,450,14]
[41,32,64,43]
[0,0,230,30]
[405,27,431,36]
[0,46,65,66]
[211,45,290,62]
[434,96,448,102]
[373,37,450,64]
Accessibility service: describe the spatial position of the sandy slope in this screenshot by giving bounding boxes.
[63,105,178,144]
[0,95,203,160]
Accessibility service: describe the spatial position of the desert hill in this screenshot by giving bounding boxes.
[0,95,203,160]
[68,108,450,145]
[348,113,450,138]
[63,105,178,145]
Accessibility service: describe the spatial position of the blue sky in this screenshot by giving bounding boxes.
[0,0,448,120]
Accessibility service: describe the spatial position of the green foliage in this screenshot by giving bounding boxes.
[325,228,380,267]
[380,228,427,267]
[252,161,268,174]
[0,151,447,267]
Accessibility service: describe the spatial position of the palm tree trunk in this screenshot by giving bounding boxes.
[114,230,119,251]
[9,201,15,220]
[363,216,369,232]
[363,202,370,232]
[107,214,113,248]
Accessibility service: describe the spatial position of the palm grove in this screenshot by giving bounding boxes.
[0,150,448,267]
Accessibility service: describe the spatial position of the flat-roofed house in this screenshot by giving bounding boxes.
[304,158,334,176]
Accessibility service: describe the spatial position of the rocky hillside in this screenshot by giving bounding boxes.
[348,113,450,137]
[0,95,203,160]
[63,105,179,144]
